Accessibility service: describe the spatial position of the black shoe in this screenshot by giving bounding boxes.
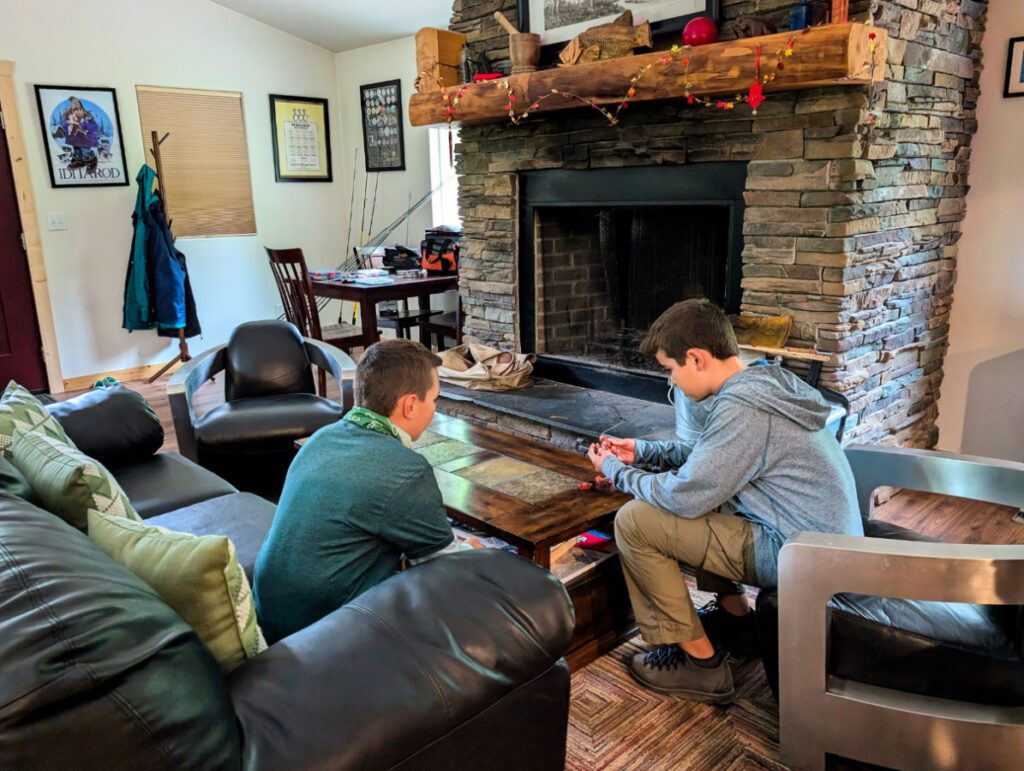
[628,645,735,704]
[697,599,760,657]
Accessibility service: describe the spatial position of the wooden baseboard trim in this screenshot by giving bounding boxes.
[63,362,182,393]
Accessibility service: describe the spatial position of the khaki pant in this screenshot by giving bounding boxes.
[614,499,758,645]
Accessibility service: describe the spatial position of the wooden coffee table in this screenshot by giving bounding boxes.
[413,413,635,670]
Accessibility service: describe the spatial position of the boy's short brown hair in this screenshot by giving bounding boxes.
[355,339,442,416]
[640,298,739,363]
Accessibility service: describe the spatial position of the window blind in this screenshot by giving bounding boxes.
[136,86,256,238]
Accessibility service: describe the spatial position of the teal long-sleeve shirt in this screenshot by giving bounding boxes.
[254,420,455,643]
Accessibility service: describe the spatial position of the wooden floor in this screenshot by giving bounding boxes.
[62,376,1024,770]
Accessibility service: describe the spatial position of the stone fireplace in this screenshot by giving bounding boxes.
[447,0,988,448]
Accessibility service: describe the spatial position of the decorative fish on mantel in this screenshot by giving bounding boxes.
[558,11,653,66]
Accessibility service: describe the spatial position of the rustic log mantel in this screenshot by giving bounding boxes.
[409,23,886,128]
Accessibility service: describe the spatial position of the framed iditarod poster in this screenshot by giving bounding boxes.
[359,80,405,172]
[33,85,129,188]
[269,94,333,182]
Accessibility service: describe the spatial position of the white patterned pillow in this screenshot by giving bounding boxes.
[10,429,140,531]
[0,381,71,459]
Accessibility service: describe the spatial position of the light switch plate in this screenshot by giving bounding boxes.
[46,212,67,231]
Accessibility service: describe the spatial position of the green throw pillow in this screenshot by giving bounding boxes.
[87,509,267,673]
[0,455,42,505]
[11,429,140,530]
[0,381,71,459]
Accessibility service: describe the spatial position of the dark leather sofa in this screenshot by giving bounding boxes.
[0,387,576,770]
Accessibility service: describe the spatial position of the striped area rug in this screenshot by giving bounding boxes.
[567,637,786,771]
[566,583,789,770]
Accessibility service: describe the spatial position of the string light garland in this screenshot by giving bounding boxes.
[418,24,887,155]
[422,34,803,133]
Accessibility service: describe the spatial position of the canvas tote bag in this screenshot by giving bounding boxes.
[438,343,536,391]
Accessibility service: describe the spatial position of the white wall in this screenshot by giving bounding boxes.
[335,36,434,259]
[1,0,344,382]
[936,1,1024,460]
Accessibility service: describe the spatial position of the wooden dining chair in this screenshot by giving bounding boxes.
[420,296,463,351]
[266,247,364,396]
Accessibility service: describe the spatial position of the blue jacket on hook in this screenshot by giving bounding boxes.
[122,164,191,333]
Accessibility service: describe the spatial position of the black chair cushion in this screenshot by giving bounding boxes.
[224,320,315,401]
[112,452,238,519]
[830,517,1023,705]
[146,492,276,583]
[828,597,1024,706]
[757,519,1024,706]
[195,394,342,451]
[47,385,164,467]
[0,493,241,769]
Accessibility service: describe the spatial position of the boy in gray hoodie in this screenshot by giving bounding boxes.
[588,299,861,704]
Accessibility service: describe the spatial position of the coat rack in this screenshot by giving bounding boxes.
[146,130,192,384]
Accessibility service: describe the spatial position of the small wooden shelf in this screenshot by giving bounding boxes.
[409,23,885,128]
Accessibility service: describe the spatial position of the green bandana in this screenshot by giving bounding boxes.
[343,407,412,447]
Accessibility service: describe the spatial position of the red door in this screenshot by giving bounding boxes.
[0,114,48,392]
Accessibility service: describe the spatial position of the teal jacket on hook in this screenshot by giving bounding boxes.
[122,164,191,334]
[123,165,157,330]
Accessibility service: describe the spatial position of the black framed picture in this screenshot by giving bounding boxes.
[518,0,720,50]
[269,94,333,182]
[359,80,405,172]
[1004,36,1024,98]
[33,85,129,188]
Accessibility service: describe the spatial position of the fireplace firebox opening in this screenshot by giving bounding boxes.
[518,164,747,400]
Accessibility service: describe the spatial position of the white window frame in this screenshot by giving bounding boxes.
[428,127,461,228]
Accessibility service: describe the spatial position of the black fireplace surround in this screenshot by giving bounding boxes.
[518,163,747,401]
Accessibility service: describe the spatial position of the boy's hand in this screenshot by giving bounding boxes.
[465,536,484,549]
[600,436,636,464]
[587,442,614,474]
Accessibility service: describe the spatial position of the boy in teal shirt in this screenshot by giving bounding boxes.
[254,339,475,643]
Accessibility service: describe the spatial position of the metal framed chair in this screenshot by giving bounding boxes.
[168,320,355,498]
[776,445,1024,771]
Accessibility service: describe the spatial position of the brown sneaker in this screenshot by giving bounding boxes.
[628,645,735,705]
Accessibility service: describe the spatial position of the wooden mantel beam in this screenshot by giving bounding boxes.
[409,23,886,128]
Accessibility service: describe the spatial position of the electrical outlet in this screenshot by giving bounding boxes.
[46,212,67,231]
[274,303,285,318]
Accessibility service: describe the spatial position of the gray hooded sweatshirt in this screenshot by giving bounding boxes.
[601,362,862,586]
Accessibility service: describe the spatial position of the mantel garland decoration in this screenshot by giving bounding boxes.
[429,31,806,137]
[423,22,885,161]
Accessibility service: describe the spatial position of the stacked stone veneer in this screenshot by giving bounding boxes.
[448,0,988,447]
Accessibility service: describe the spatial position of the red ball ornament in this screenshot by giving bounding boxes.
[683,16,718,47]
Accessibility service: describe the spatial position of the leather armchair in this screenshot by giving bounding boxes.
[760,445,1024,771]
[169,320,354,497]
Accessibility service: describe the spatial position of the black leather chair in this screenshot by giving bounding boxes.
[756,445,1024,770]
[168,320,355,498]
